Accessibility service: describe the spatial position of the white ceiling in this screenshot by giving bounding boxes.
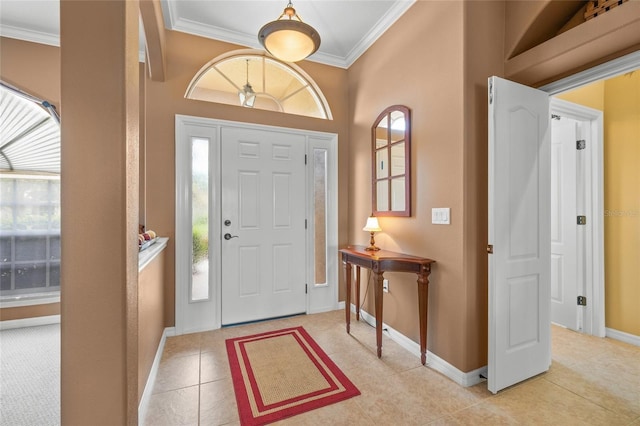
[0,0,415,68]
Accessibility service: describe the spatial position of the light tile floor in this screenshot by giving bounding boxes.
[144,310,640,425]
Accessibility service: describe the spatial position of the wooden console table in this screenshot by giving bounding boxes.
[339,245,435,365]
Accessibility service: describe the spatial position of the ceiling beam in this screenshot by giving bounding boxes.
[139,0,166,81]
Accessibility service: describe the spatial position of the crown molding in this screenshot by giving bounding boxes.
[160,0,416,69]
[344,0,415,68]
[0,25,59,47]
[1,24,147,63]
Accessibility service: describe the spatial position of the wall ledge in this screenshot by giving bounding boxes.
[138,237,169,271]
[505,1,640,86]
[0,314,60,330]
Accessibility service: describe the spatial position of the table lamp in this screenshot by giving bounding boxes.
[363,215,382,251]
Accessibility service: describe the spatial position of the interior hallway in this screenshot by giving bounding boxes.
[145,310,640,425]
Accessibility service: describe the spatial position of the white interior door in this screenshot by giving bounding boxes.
[550,116,579,330]
[221,127,307,325]
[488,76,551,394]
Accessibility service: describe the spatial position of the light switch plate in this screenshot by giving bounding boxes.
[432,208,450,224]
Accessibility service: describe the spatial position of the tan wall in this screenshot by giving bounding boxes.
[138,248,166,401]
[1,37,61,323]
[348,1,468,370]
[143,30,350,325]
[0,303,60,321]
[556,73,640,337]
[60,1,140,423]
[0,37,61,108]
[504,1,640,87]
[462,0,505,369]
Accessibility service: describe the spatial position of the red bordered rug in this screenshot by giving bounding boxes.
[226,326,361,425]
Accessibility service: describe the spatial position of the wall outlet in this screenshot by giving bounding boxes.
[432,207,451,224]
[383,279,389,293]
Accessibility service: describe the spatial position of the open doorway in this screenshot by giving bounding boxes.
[543,54,640,344]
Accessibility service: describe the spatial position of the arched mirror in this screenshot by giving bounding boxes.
[372,105,411,216]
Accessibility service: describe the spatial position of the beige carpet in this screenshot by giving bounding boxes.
[0,324,60,426]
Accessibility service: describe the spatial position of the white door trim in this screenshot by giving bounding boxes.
[540,51,640,95]
[549,99,605,337]
[175,115,338,334]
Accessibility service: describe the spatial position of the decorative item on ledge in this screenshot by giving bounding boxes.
[584,0,628,20]
[138,230,158,251]
[362,215,382,251]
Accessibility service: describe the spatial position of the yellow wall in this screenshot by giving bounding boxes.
[556,72,640,337]
[603,72,640,336]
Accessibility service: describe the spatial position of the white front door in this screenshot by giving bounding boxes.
[488,76,551,394]
[550,116,579,330]
[220,127,307,325]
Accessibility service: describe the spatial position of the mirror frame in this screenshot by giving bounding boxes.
[371,105,411,217]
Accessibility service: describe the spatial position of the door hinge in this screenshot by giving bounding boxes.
[577,215,587,225]
[305,284,308,294]
[577,140,586,150]
[487,244,493,254]
[304,154,307,165]
[488,79,493,105]
[551,114,561,120]
[577,296,587,306]
[305,219,308,229]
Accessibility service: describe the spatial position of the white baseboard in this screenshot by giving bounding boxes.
[606,327,640,347]
[0,314,61,330]
[139,326,175,425]
[352,304,486,387]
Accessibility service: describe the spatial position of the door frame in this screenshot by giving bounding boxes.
[549,98,604,337]
[540,50,640,337]
[174,115,338,334]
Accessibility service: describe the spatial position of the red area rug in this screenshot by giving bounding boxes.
[226,326,360,425]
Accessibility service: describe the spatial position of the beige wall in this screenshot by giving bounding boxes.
[138,248,166,401]
[143,30,350,325]
[2,4,640,422]
[556,72,640,336]
[60,1,140,423]
[1,37,61,322]
[0,37,60,108]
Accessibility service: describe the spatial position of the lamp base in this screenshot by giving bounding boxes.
[365,232,380,251]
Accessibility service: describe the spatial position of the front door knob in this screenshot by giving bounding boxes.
[224,233,239,240]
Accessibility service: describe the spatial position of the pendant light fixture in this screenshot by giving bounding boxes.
[258,1,321,63]
[238,59,256,108]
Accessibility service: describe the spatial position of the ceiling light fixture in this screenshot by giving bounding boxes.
[238,59,256,108]
[258,1,321,63]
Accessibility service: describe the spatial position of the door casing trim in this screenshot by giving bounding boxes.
[174,115,338,334]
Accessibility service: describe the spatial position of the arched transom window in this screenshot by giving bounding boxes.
[186,50,332,120]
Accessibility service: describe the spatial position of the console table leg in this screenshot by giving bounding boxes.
[345,262,352,334]
[374,270,384,358]
[418,271,429,365]
[355,266,361,321]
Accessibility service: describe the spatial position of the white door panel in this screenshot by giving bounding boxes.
[488,76,551,394]
[551,117,578,329]
[221,127,306,325]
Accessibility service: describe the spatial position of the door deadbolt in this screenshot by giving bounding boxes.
[224,233,238,240]
[224,219,231,226]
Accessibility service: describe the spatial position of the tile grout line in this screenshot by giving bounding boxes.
[541,375,634,421]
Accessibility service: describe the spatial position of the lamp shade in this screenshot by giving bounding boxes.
[362,216,382,233]
[258,3,321,62]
